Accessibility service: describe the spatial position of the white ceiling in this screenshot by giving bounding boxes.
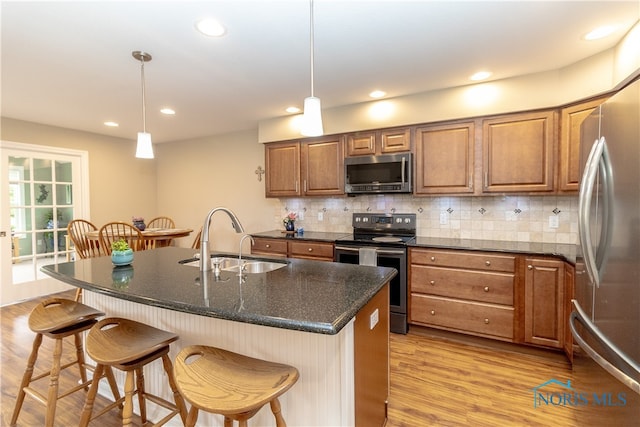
[2,1,639,144]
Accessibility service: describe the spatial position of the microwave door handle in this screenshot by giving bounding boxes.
[401,156,406,184]
[578,137,605,287]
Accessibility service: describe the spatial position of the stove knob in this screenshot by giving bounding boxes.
[405,218,411,224]
[355,217,361,223]
[363,217,369,222]
[395,218,402,223]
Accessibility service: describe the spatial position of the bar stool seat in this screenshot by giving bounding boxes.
[10,297,119,427]
[174,345,299,427]
[79,317,188,427]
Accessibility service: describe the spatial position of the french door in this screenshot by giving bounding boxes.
[0,141,89,305]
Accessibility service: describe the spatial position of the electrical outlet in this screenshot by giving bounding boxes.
[439,212,448,225]
[369,308,379,330]
[297,210,304,220]
[317,212,323,221]
[549,215,559,229]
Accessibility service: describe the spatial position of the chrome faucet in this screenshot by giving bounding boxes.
[238,234,255,272]
[200,207,245,272]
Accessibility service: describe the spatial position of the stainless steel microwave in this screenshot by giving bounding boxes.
[345,153,412,194]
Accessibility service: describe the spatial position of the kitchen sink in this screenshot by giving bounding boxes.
[180,256,287,273]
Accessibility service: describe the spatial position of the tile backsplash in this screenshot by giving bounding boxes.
[273,194,578,244]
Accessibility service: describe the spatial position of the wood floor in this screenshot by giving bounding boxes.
[0,291,598,426]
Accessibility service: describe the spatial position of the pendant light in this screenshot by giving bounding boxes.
[132,51,154,159]
[301,0,323,137]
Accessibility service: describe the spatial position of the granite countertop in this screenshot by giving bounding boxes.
[41,247,396,335]
[411,237,577,263]
[251,229,578,263]
[250,230,352,242]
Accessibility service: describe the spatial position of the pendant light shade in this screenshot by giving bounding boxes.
[132,51,154,159]
[301,96,323,136]
[136,132,154,159]
[301,0,323,137]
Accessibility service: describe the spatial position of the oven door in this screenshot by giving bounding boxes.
[334,245,407,334]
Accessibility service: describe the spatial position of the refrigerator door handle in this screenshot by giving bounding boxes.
[578,136,613,288]
[570,301,640,394]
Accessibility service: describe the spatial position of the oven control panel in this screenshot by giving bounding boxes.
[352,213,416,230]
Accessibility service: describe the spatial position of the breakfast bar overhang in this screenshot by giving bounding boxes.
[42,247,395,427]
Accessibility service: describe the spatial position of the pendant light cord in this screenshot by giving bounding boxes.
[309,0,315,98]
[140,59,147,133]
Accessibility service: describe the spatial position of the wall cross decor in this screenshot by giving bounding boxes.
[255,166,265,182]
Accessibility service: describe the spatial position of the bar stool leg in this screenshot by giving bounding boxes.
[270,397,286,427]
[79,364,104,427]
[161,353,188,423]
[73,332,89,390]
[10,333,43,425]
[43,338,64,426]
[123,370,136,427]
[186,406,200,427]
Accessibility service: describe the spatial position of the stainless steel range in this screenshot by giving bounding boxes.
[334,212,416,334]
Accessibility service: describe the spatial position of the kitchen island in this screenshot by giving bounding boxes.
[42,247,395,427]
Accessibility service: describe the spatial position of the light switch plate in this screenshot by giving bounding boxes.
[549,215,559,229]
[439,212,448,225]
[317,212,323,221]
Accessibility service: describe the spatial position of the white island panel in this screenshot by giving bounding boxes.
[85,291,355,427]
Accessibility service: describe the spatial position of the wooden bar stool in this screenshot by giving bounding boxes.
[174,345,299,427]
[10,297,119,427]
[78,317,188,427]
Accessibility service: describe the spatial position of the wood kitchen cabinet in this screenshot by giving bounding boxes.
[251,237,334,262]
[346,127,411,156]
[524,257,565,349]
[558,97,606,192]
[265,142,300,197]
[414,121,475,195]
[265,137,344,197]
[482,110,557,193]
[409,248,516,341]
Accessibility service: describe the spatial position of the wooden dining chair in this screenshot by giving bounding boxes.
[190,227,202,250]
[146,216,176,248]
[68,219,104,260]
[98,222,144,254]
[147,216,175,229]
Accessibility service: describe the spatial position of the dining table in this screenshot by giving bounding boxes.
[85,227,193,249]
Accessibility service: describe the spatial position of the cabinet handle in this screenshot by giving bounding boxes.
[484,318,490,324]
[308,247,313,252]
[265,244,271,248]
[483,286,489,292]
[304,180,307,192]
[430,310,436,315]
[295,181,298,192]
[430,256,436,262]
[429,280,435,286]
[485,260,491,266]
[528,265,533,270]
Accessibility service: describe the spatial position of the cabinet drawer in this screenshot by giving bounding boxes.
[411,294,514,339]
[289,241,334,259]
[251,238,287,256]
[410,249,515,272]
[411,265,514,305]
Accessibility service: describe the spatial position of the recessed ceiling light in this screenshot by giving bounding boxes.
[286,106,301,114]
[195,18,226,37]
[470,71,492,81]
[160,108,176,115]
[583,25,617,41]
[369,90,386,99]
[104,121,119,127]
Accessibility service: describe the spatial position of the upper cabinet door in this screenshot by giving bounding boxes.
[415,122,475,195]
[265,142,300,197]
[346,132,376,156]
[558,98,606,192]
[482,110,557,193]
[380,128,411,153]
[301,136,345,196]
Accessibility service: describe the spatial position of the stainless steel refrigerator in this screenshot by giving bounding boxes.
[571,77,640,424]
